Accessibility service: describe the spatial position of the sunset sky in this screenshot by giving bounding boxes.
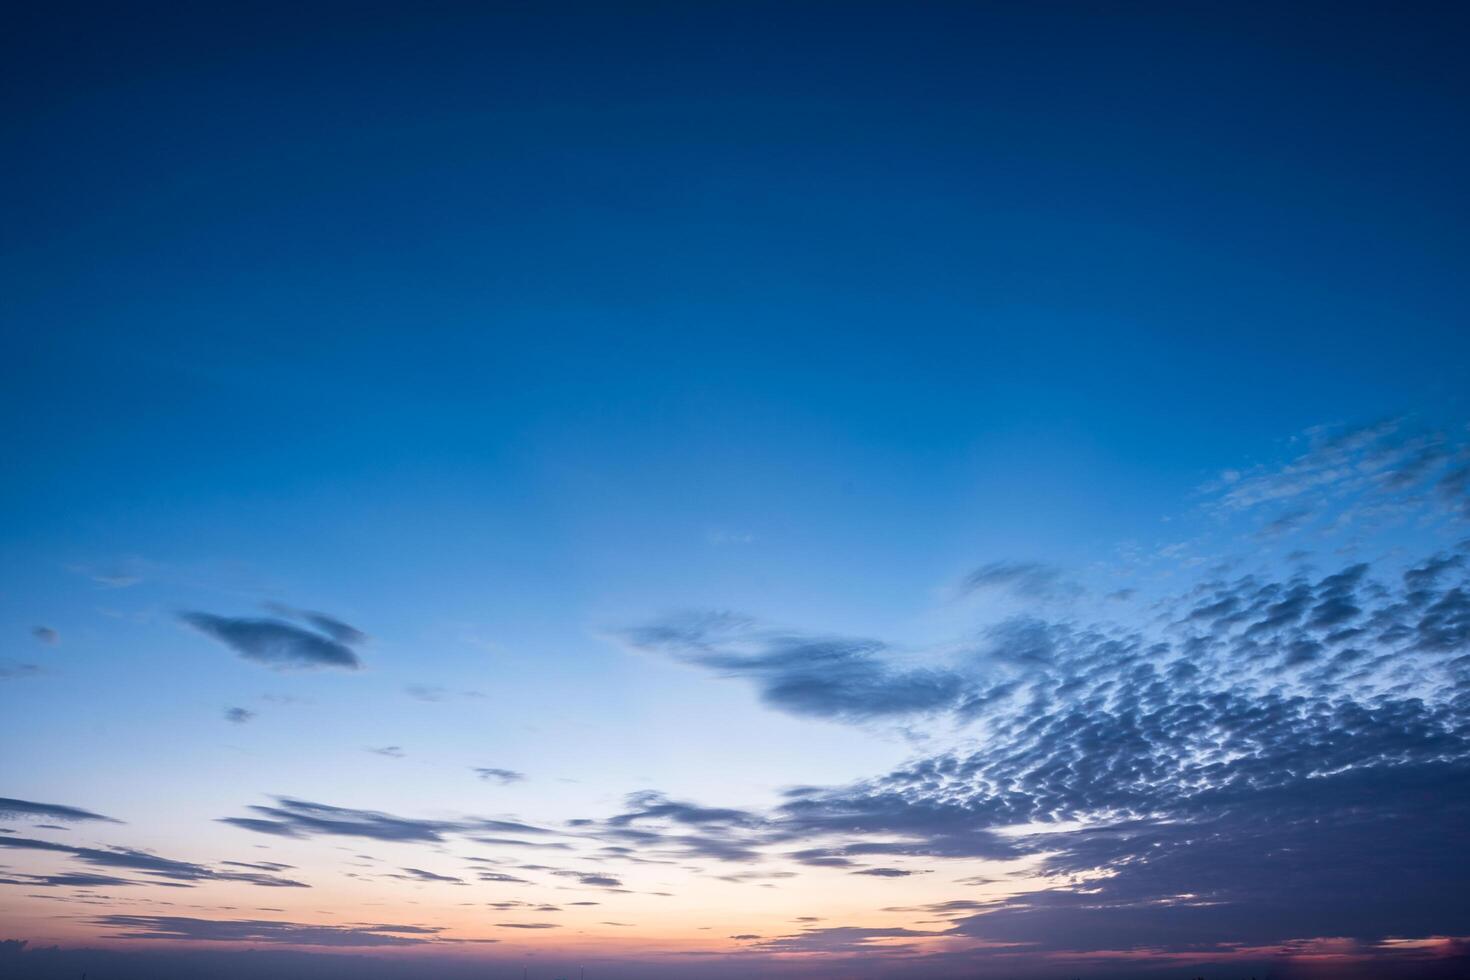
[4,3,1470,978]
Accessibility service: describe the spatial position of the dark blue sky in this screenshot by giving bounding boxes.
[7,2,1468,527]
[3,4,1470,977]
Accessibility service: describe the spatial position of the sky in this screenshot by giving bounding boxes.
[3,2,1470,978]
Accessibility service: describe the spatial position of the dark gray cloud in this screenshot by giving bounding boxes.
[0,871,148,888]
[94,915,435,946]
[551,870,624,888]
[392,867,465,885]
[472,767,524,784]
[618,612,967,721]
[223,707,255,724]
[495,922,560,929]
[0,797,121,824]
[263,603,368,645]
[219,798,459,843]
[0,835,306,887]
[218,798,567,856]
[607,791,760,829]
[180,612,361,670]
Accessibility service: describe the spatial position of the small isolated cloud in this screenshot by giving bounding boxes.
[472,767,525,785]
[369,746,406,759]
[851,867,925,878]
[0,797,121,824]
[224,707,256,724]
[180,612,362,670]
[31,626,59,646]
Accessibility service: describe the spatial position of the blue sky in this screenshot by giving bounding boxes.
[4,3,1470,978]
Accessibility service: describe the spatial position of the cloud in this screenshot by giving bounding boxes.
[582,524,1470,963]
[551,870,624,888]
[0,797,121,824]
[496,922,560,929]
[368,746,405,758]
[31,626,58,646]
[219,798,460,843]
[617,612,968,721]
[180,612,361,670]
[0,871,148,888]
[961,561,1082,601]
[220,860,294,872]
[607,791,760,829]
[263,603,368,644]
[218,798,566,854]
[1209,419,1470,532]
[0,835,306,887]
[393,867,465,885]
[472,767,524,784]
[94,915,436,946]
[750,551,1470,956]
[0,660,41,680]
[223,707,255,724]
[749,925,941,954]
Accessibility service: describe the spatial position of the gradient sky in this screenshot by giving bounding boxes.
[4,3,1470,979]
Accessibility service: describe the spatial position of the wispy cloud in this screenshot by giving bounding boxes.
[0,797,121,824]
